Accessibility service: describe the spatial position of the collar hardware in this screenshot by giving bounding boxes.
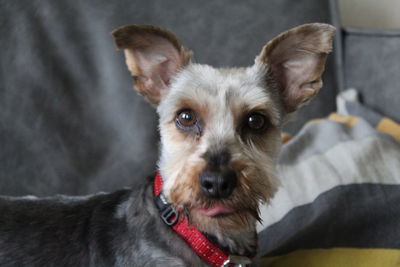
[160,202,179,226]
[222,255,252,267]
[155,193,179,226]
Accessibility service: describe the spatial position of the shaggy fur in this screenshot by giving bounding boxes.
[0,23,334,266]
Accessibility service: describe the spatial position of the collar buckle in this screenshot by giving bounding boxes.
[155,193,179,226]
[160,204,179,226]
[222,255,252,267]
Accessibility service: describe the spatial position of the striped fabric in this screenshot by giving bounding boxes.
[257,95,400,266]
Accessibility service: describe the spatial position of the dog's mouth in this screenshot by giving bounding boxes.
[195,203,235,217]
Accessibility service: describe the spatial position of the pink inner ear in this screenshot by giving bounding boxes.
[124,35,186,105]
[268,47,329,112]
[259,23,335,112]
[135,39,183,87]
[276,54,323,111]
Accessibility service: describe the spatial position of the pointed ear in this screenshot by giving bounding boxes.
[257,23,335,113]
[112,25,192,105]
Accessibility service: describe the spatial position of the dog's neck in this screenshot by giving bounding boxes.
[155,173,258,258]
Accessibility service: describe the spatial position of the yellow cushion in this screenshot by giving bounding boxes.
[261,248,400,267]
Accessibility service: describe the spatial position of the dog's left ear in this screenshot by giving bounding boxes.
[257,23,335,113]
[112,25,192,105]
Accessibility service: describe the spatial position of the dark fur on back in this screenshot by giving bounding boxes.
[0,177,206,267]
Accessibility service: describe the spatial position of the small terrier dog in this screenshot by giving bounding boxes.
[0,23,334,266]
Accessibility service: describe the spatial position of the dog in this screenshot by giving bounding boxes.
[0,23,334,266]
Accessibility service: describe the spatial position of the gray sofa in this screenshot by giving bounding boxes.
[0,0,337,196]
[329,0,400,122]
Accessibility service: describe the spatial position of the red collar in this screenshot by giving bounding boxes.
[153,172,252,267]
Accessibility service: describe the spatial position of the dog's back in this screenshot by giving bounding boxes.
[0,190,131,266]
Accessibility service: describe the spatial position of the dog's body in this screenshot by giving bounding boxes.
[0,178,208,266]
[0,24,334,266]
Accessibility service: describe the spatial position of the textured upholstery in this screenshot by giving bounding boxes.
[330,0,400,122]
[0,0,334,196]
[344,29,400,122]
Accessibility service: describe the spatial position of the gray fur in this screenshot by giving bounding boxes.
[0,177,210,267]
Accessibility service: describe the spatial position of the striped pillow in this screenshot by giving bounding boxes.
[258,97,400,266]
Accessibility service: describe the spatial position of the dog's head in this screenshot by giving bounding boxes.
[112,24,335,234]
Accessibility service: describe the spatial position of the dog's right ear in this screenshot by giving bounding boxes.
[112,25,192,106]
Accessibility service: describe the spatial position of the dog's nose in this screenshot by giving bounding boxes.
[199,170,237,198]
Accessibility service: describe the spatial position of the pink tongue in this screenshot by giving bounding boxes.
[197,203,235,217]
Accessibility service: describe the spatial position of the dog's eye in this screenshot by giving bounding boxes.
[246,113,268,131]
[176,109,197,129]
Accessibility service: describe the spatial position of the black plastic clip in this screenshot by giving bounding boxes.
[160,205,179,226]
[155,193,179,227]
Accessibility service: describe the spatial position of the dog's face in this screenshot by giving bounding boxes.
[156,63,283,234]
[112,24,335,234]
